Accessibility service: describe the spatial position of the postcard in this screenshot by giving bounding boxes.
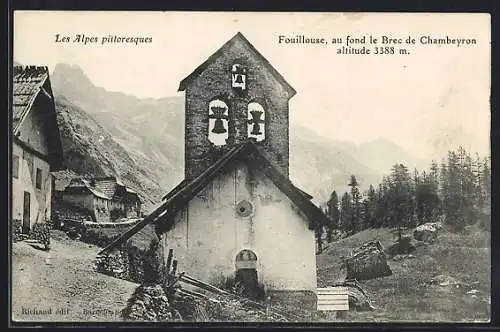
[10,11,491,323]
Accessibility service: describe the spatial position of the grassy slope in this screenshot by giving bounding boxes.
[316,224,490,322]
[11,230,138,322]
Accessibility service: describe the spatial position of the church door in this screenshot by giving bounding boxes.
[235,249,264,300]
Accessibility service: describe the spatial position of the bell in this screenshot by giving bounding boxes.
[250,123,262,136]
[249,110,263,135]
[235,74,244,84]
[212,119,227,134]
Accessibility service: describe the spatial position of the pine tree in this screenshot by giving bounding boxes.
[340,192,354,235]
[348,175,362,233]
[376,179,390,228]
[445,150,465,231]
[315,224,324,253]
[362,185,377,229]
[482,156,491,213]
[461,149,477,224]
[388,163,412,240]
[474,153,484,215]
[415,171,441,225]
[413,168,421,226]
[326,190,340,242]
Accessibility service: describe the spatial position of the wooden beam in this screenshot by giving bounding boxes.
[40,87,53,100]
[13,136,50,163]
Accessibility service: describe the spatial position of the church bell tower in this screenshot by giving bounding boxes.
[178,32,297,180]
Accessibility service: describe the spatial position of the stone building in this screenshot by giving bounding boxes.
[101,32,327,308]
[60,176,142,223]
[12,66,63,233]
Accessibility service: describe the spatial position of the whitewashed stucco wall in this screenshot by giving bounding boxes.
[162,162,317,291]
[12,142,52,228]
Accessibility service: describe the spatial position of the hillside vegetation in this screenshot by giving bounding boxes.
[316,224,490,322]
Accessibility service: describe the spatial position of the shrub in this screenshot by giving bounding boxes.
[479,213,491,231]
[30,222,51,250]
[12,219,23,242]
[80,227,123,247]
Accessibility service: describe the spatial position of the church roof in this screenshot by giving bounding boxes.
[98,141,326,255]
[178,32,297,97]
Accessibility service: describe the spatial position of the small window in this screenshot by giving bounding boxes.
[35,168,42,190]
[13,155,19,179]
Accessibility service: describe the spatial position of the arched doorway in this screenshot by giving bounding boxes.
[235,249,264,301]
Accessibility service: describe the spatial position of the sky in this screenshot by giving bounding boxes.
[13,11,491,160]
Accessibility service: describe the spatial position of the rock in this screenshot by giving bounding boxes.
[467,289,480,295]
[344,241,392,281]
[386,236,416,256]
[414,222,442,243]
[430,274,460,287]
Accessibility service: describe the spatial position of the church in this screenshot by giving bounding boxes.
[101,32,328,308]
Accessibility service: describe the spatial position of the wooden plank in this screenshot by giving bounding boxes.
[318,304,350,311]
[318,295,349,300]
[318,300,349,304]
[317,287,349,311]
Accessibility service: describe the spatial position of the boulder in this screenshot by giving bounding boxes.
[344,241,392,281]
[386,236,416,256]
[414,222,442,243]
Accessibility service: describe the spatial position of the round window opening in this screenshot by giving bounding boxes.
[236,200,254,217]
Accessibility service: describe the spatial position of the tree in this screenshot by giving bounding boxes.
[388,163,413,240]
[326,190,340,242]
[363,185,377,229]
[415,171,441,225]
[445,150,466,231]
[375,179,390,228]
[315,223,324,254]
[340,192,354,235]
[348,175,362,233]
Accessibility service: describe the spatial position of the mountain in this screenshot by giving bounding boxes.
[50,63,424,205]
[289,126,382,202]
[51,63,185,207]
[355,138,427,174]
[426,126,490,162]
[54,93,169,211]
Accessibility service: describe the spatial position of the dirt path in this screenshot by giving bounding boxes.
[11,232,138,322]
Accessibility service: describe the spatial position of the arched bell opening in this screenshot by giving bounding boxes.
[208,99,229,146]
[234,249,265,301]
[247,102,265,142]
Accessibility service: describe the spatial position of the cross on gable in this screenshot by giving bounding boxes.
[248,110,265,136]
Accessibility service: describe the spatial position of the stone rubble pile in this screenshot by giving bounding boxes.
[95,250,129,280]
[122,284,181,321]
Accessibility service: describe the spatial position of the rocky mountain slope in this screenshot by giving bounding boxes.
[54,93,169,211]
[50,63,425,205]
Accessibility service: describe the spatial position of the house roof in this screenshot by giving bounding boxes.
[64,178,111,200]
[93,177,120,199]
[12,65,63,169]
[178,32,296,98]
[98,141,327,255]
[12,66,49,132]
[51,169,82,191]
